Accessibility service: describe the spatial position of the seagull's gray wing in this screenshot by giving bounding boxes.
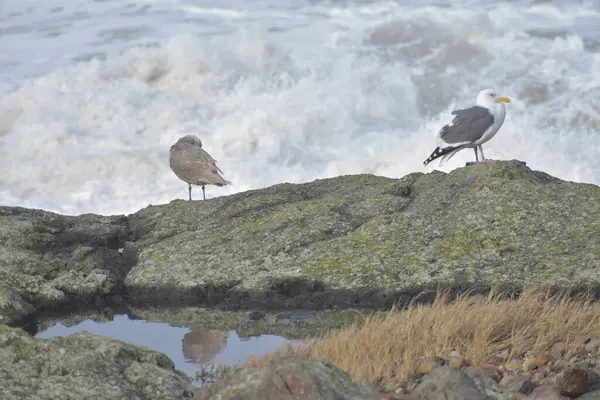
[438,105,494,145]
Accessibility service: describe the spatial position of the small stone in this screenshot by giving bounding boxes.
[448,357,470,369]
[412,356,446,376]
[553,366,589,397]
[551,343,566,358]
[500,374,537,395]
[536,354,553,368]
[284,377,304,394]
[527,385,568,400]
[524,357,539,372]
[466,364,503,383]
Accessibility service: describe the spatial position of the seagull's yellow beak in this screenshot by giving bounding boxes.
[498,96,511,103]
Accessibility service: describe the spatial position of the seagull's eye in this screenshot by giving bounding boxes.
[490,93,495,97]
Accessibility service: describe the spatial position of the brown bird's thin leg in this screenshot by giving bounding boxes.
[202,185,206,200]
[188,184,192,201]
[474,147,479,163]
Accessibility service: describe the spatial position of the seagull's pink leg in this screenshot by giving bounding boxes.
[474,147,479,163]
[479,145,498,163]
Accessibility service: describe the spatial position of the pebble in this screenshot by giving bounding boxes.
[536,354,552,368]
[397,339,600,399]
[448,357,470,369]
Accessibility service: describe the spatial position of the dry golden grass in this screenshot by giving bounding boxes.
[247,287,600,391]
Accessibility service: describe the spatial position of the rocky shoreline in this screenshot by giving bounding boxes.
[3,160,600,326]
[1,160,600,399]
[195,333,600,399]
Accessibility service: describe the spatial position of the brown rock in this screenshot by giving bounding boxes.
[448,357,470,369]
[553,366,589,397]
[466,364,503,383]
[536,354,552,368]
[527,385,568,400]
[285,377,305,395]
[551,343,566,358]
[412,356,446,376]
[195,356,382,400]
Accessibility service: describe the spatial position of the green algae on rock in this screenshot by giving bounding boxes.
[0,206,131,325]
[124,160,600,307]
[0,324,194,400]
[2,160,600,323]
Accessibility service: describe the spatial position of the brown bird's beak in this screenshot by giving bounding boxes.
[498,96,511,103]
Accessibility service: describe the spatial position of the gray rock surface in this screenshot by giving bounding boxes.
[1,160,600,400]
[0,324,194,400]
[408,366,526,400]
[0,206,130,325]
[2,160,600,322]
[124,160,600,308]
[194,356,382,400]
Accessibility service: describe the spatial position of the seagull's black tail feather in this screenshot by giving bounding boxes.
[423,145,461,166]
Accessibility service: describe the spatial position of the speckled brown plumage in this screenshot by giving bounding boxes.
[169,135,231,200]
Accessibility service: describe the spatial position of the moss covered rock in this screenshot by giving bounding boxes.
[2,160,600,320]
[124,160,600,307]
[0,207,130,325]
[0,324,194,399]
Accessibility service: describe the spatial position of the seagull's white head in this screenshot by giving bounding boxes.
[476,88,511,107]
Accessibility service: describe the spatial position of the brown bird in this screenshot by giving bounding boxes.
[169,135,231,200]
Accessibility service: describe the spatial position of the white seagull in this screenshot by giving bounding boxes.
[423,88,511,166]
